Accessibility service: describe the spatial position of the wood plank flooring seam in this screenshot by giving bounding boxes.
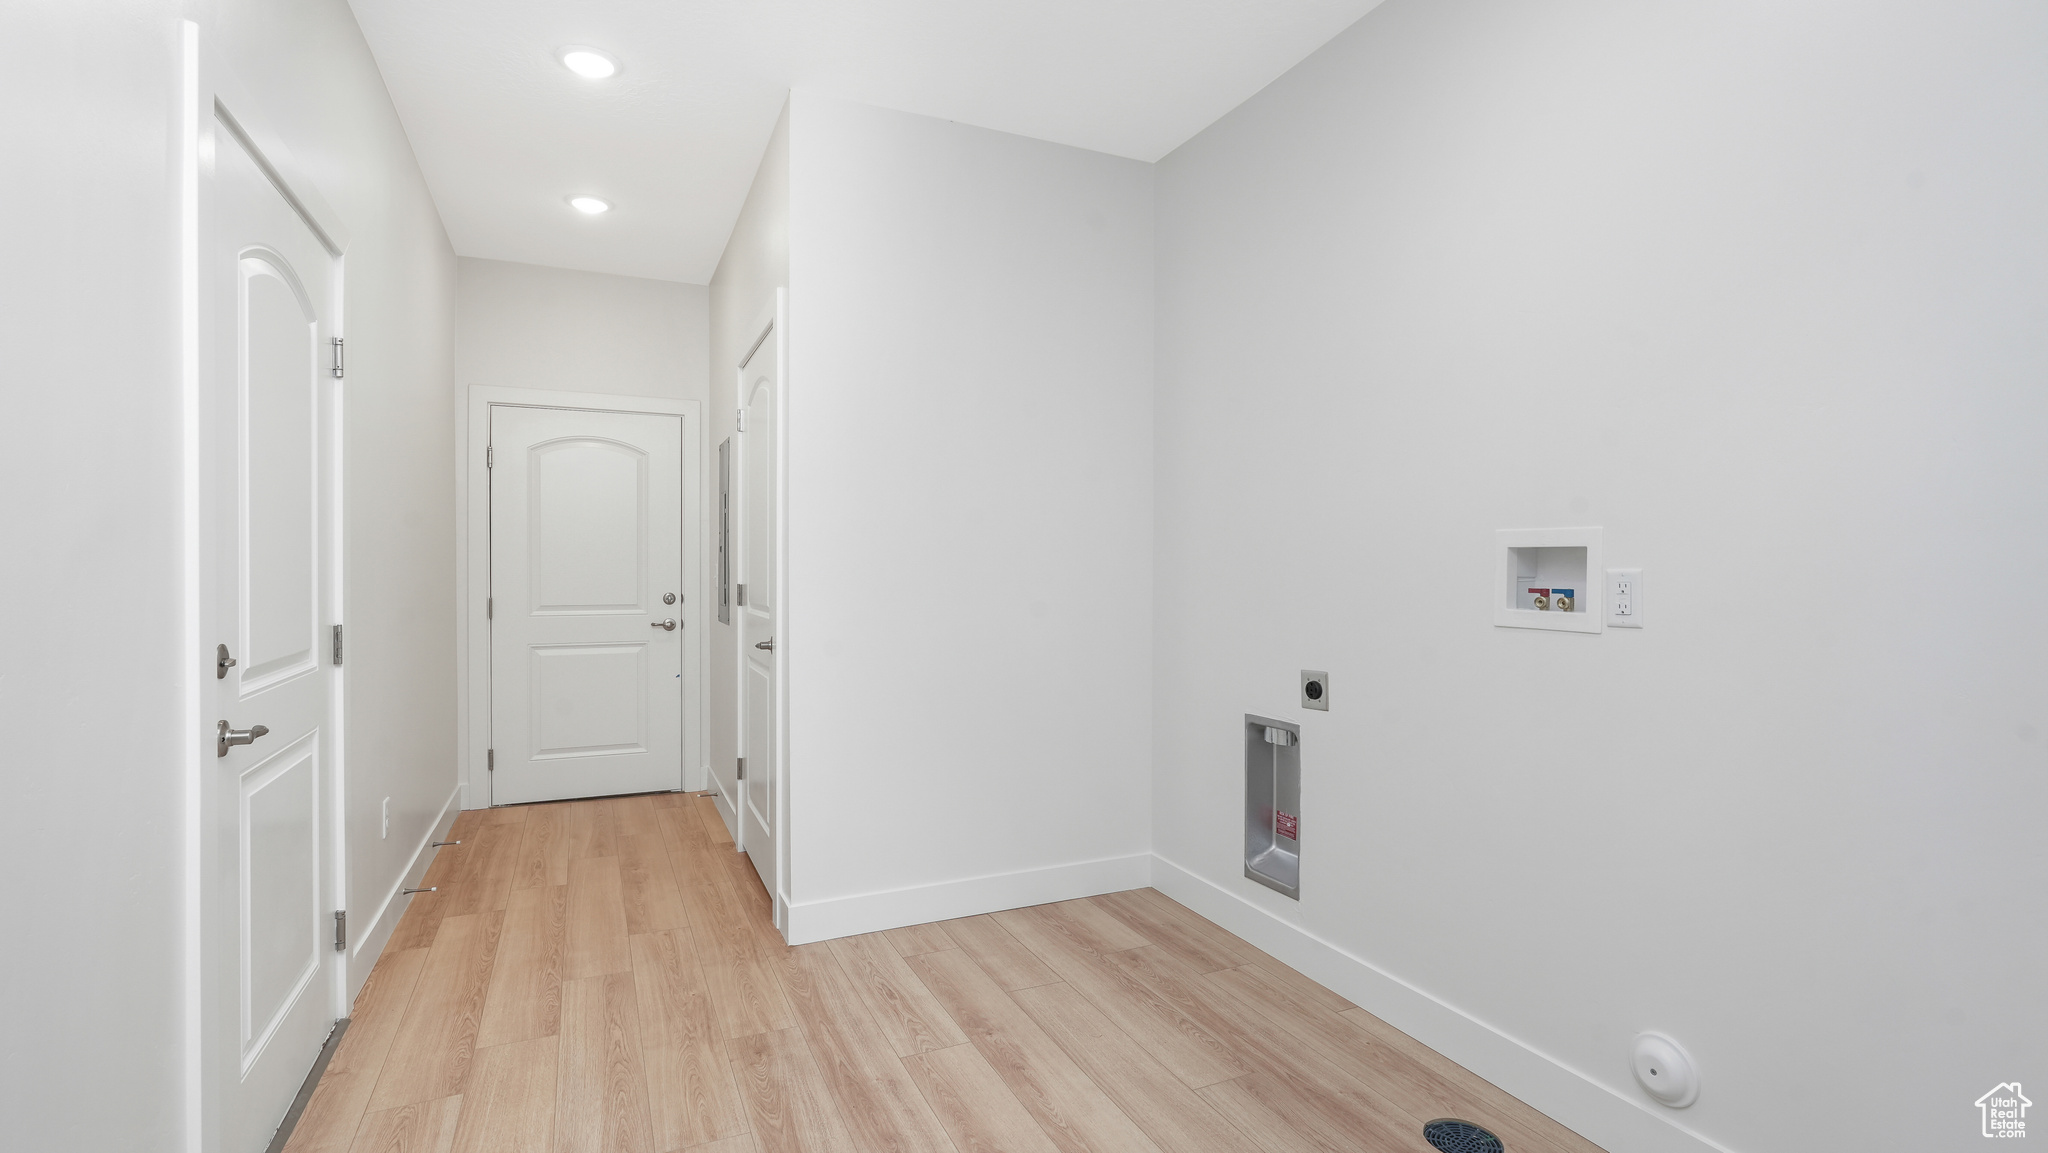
[367,909,508,1112]
[897,1042,1058,1153]
[990,904,1247,1090]
[901,946,1164,1153]
[772,941,959,1153]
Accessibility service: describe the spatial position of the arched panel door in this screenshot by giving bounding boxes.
[737,328,780,903]
[201,114,339,1153]
[489,405,685,804]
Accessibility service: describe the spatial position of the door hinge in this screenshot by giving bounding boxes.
[331,337,344,378]
[486,444,494,468]
[737,756,746,781]
[736,583,747,607]
[487,748,495,771]
[331,624,343,665]
[487,597,493,620]
[737,407,746,432]
[333,910,347,952]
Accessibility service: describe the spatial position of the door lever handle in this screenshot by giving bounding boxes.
[217,720,271,758]
[754,638,774,651]
[650,618,677,631]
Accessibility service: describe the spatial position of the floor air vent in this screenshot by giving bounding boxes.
[1423,1119,1504,1153]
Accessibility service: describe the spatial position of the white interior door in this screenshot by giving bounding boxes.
[201,110,340,1153]
[737,334,780,900]
[490,405,685,804]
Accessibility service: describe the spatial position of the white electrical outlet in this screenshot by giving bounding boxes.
[1606,568,1643,628]
[381,797,391,839]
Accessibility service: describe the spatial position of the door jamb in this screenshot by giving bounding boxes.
[460,386,707,812]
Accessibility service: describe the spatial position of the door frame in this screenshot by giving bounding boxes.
[461,386,705,810]
[181,22,354,1153]
[732,293,789,929]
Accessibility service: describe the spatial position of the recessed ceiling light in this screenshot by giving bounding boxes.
[557,47,619,80]
[568,196,612,215]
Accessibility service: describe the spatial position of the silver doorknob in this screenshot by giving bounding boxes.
[754,638,774,651]
[650,618,677,631]
[217,719,270,758]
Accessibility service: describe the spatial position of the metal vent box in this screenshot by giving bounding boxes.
[1244,714,1301,899]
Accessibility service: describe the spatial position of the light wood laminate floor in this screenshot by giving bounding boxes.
[284,792,1604,1153]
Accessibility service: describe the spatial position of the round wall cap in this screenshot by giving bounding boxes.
[1631,1032,1699,1107]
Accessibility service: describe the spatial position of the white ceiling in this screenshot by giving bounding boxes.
[348,0,1384,284]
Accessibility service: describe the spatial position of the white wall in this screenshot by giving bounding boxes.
[0,2,455,1148]
[456,258,709,398]
[195,0,463,997]
[781,94,1155,940]
[0,7,189,1149]
[453,257,712,808]
[1150,3,2048,1152]
[708,103,790,832]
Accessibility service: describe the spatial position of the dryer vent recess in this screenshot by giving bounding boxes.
[1244,714,1300,899]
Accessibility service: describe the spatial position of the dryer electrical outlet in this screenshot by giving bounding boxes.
[1300,670,1329,711]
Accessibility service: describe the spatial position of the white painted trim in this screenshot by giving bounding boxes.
[346,785,461,996]
[461,385,707,809]
[782,853,1151,945]
[201,65,349,257]
[704,767,741,839]
[178,26,203,1153]
[771,288,789,932]
[1148,854,1737,1153]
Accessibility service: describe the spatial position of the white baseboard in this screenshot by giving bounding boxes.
[784,852,1152,946]
[347,786,462,999]
[705,778,739,841]
[1149,853,1739,1153]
